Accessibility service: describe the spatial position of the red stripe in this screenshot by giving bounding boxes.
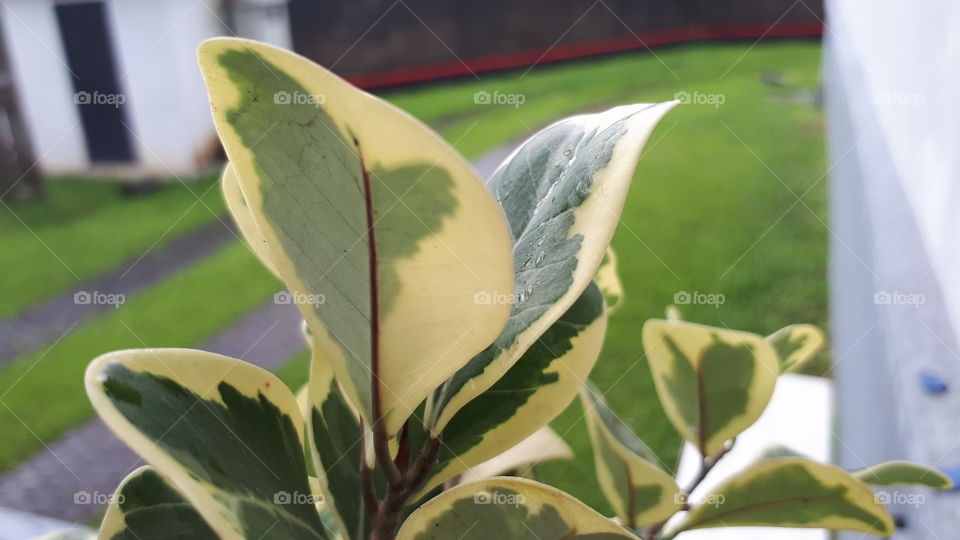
[342,20,823,89]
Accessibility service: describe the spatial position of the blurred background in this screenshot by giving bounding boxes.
[0,0,956,538]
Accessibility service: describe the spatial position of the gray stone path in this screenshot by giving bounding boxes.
[0,219,237,365]
[0,300,304,523]
[0,141,520,525]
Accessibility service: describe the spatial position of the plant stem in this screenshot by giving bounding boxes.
[642,439,736,540]
[368,434,442,540]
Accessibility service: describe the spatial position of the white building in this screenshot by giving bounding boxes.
[0,0,291,177]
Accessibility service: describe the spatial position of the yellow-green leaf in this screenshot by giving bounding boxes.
[427,102,677,434]
[86,348,326,539]
[98,465,215,540]
[221,162,279,277]
[673,457,894,536]
[419,282,607,495]
[306,350,368,539]
[198,38,514,436]
[766,324,825,373]
[581,382,682,528]
[397,477,639,539]
[643,319,779,455]
[852,461,953,489]
[596,247,624,315]
[458,427,573,484]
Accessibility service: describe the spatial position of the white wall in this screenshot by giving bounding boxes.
[1,0,293,177]
[827,0,960,537]
[107,0,223,175]
[0,0,87,173]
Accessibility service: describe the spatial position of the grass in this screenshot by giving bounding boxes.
[0,40,826,520]
[0,176,225,318]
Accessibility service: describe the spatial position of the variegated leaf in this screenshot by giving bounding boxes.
[766,324,825,373]
[580,382,682,528]
[98,465,215,540]
[306,351,367,539]
[86,348,327,539]
[458,426,573,484]
[643,319,779,456]
[596,247,624,314]
[852,461,953,489]
[221,162,279,277]
[673,457,894,536]
[198,38,514,436]
[397,477,639,539]
[420,282,607,495]
[427,102,677,433]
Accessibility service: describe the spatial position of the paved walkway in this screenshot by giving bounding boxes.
[0,219,237,365]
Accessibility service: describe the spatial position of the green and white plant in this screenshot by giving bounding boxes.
[59,39,951,540]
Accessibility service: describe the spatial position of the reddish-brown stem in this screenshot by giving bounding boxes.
[643,439,736,540]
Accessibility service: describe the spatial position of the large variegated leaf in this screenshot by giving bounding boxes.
[766,324,825,373]
[852,461,953,488]
[580,382,681,528]
[198,38,514,436]
[673,457,894,536]
[98,465,215,540]
[595,247,624,315]
[458,426,573,484]
[642,319,779,455]
[306,350,367,539]
[397,477,639,539]
[221,162,279,277]
[420,282,607,494]
[86,349,327,539]
[427,101,677,433]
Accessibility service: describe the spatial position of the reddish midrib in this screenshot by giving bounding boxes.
[357,141,382,421]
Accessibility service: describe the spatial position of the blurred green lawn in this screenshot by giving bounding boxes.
[0,40,826,517]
